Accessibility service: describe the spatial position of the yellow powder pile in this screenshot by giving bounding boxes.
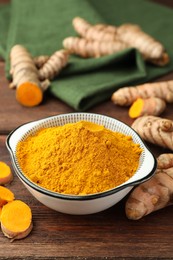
[16,121,142,195]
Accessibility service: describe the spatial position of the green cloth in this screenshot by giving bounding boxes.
[0,0,173,110]
[0,3,10,58]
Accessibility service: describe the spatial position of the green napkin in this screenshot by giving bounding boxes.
[1,0,173,110]
[0,3,10,58]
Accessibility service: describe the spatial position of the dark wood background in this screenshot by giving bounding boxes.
[0,0,173,259]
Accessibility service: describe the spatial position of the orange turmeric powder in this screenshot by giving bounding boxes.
[16,121,142,195]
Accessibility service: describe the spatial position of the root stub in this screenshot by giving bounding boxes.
[16,82,43,107]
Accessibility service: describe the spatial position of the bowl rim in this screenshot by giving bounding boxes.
[6,112,157,201]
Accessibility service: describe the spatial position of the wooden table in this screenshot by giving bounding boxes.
[0,1,173,259]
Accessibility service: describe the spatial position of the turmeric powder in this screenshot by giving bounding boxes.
[16,121,142,195]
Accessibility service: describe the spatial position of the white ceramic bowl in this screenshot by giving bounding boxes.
[6,113,157,215]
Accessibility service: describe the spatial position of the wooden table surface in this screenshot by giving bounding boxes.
[0,0,173,259]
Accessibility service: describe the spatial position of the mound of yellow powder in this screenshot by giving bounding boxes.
[16,121,142,195]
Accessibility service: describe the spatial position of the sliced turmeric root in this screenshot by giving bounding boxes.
[16,82,43,107]
[0,186,14,207]
[10,45,45,107]
[0,200,33,241]
[128,97,166,119]
[111,80,173,106]
[0,162,13,185]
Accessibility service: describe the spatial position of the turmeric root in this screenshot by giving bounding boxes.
[0,200,33,241]
[63,36,128,58]
[157,153,173,169]
[38,49,69,80]
[73,17,166,61]
[117,23,166,60]
[128,97,166,119]
[73,17,117,42]
[125,153,173,220]
[131,116,173,150]
[10,44,48,107]
[0,186,14,207]
[72,17,169,65]
[111,80,173,106]
[0,162,13,185]
[148,52,170,67]
[33,55,49,68]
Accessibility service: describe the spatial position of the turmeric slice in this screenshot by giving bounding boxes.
[0,200,33,241]
[125,153,173,220]
[128,97,166,118]
[10,45,46,107]
[16,82,43,107]
[131,116,173,150]
[0,186,14,207]
[63,36,128,58]
[111,80,173,106]
[0,162,13,185]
